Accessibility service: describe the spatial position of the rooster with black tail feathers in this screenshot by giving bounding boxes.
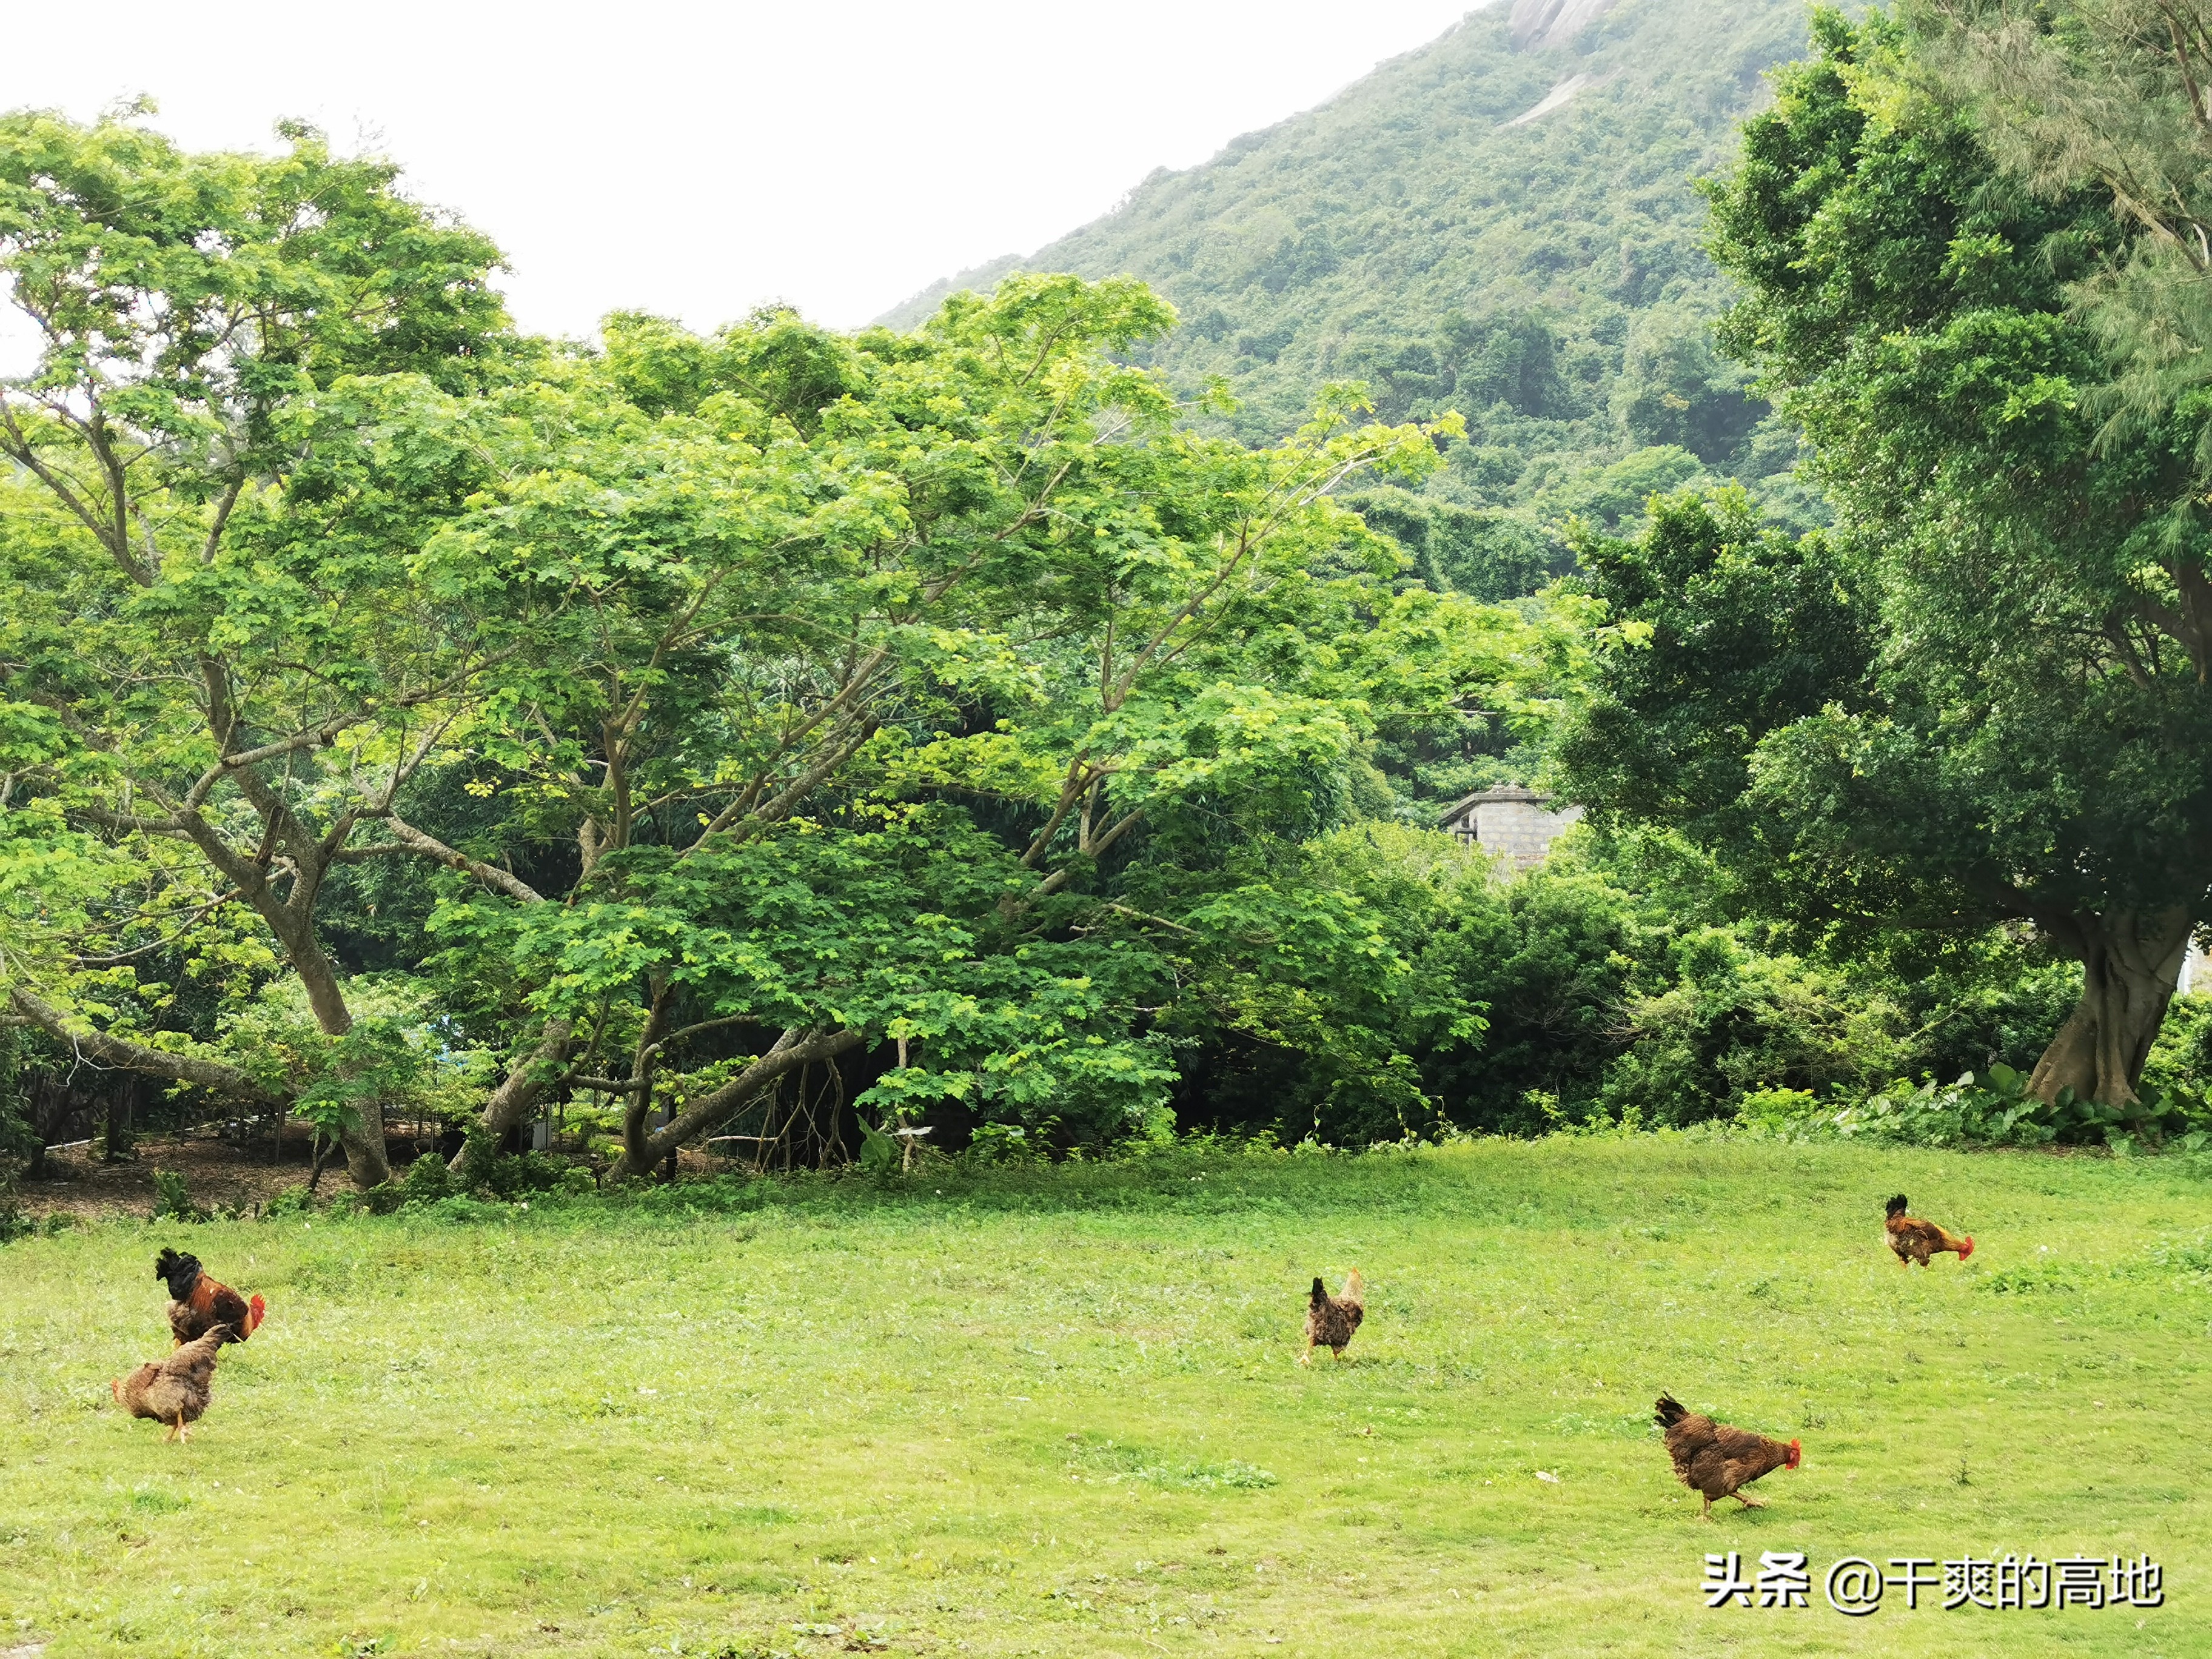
[155,1248,266,1347]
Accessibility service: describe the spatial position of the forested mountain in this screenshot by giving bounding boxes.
[882,0,1829,594]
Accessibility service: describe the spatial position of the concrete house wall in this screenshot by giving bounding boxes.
[1439,785,1584,873]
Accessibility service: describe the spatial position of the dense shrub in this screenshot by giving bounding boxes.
[1740,1052,2210,1153]
[1166,823,2088,1147]
[1595,929,1908,1127]
[2149,994,2212,1107]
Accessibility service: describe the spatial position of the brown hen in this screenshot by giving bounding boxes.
[113,1326,238,1443]
[1654,1393,1800,1520]
[1300,1269,1364,1364]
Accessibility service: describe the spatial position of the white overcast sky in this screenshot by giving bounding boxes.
[1,1,1485,343]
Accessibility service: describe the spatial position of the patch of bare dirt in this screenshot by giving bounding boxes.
[22,1134,329,1222]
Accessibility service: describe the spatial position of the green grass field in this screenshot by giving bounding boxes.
[2,1137,2208,1658]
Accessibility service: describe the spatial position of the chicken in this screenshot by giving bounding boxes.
[112,1326,238,1443]
[1885,1195,1974,1267]
[155,1248,266,1347]
[1654,1393,1800,1520]
[1300,1269,1364,1364]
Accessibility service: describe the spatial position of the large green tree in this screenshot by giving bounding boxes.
[398,286,1504,1182]
[3,112,1539,1182]
[0,109,511,1184]
[1562,10,2212,1114]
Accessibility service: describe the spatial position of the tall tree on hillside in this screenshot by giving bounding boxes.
[1560,12,2212,1118]
[0,109,512,1185]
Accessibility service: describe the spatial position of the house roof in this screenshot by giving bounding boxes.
[1438,783,1552,824]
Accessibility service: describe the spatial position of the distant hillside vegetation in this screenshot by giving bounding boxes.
[881,0,1833,595]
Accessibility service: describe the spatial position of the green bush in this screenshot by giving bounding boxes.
[473,1150,578,1200]
[264,1185,317,1219]
[965,1122,1051,1166]
[1597,929,1909,1127]
[1748,1059,2200,1152]
[1828,1074,2056,1150]
[2147,994,2212,1111]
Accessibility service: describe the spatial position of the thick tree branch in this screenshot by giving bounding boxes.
[369,811,548,904]
[604,1026,866,1182]
[5,985,284,1105]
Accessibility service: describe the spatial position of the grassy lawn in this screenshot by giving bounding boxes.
[2,1136,2208,1658]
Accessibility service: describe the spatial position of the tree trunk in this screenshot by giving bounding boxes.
[104,1074,139,1163]
[25,1074,52,1182]
[2028,908,2197,1108]
[283,931,390,1188]
[449,1016,574,1184]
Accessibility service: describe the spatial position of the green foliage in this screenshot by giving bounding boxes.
[1557,487,1875,893]
[1338,488,1569,603]
[1567,13,2212,1108]
[1409,824,2083,1134]
[7,53,2169,1164]
[1744,1048,2207,1149]
[0,106,521,1182]
[2148,993,2212,1105]
[150,1168,207,1224]
[0,110,1526,1181]
[856,1118,901,1176]
[223,979,494,1131]
[340,1144,573,1216]
[1156,819,2074,1141]
[1909,0,2212,477]
[263,1184,317,1219]
[963,1121,1051,1165]
[1597,930,1911,1126]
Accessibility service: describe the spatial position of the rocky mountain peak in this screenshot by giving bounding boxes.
[1509,0,1622,48]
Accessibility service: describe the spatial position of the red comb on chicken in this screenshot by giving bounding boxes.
[155,1249,265,1347]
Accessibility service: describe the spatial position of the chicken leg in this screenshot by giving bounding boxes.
[1735,1494,1765,1509]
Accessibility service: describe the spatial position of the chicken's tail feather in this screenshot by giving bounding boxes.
[1309,1276,1327,1306]
[1885,1194,1909,1219]
[1654,1392,1687,1428]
